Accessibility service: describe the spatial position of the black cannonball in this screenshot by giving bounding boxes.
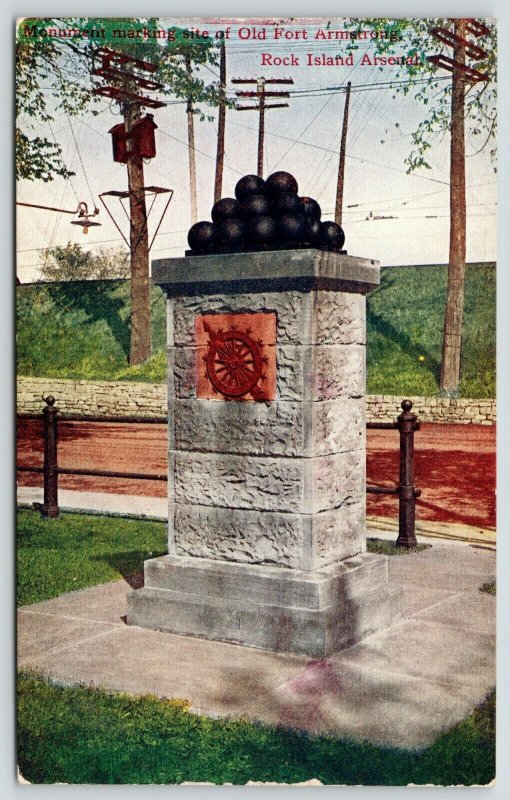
[241,193,271,218]
[272,191,302,217]
[266,171,298,196]
[305,218,321,243]
[187,221,216,251]
[299,196,321,221]
[235,174,266,202]
[319,221,345,250]
[211,197,242,223]
[277,213,306,243]
[247,215,277,245]
[215,217,245,247]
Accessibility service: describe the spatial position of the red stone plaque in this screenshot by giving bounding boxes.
[195,312,277,401]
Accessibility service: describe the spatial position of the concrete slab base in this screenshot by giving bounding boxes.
[17,539,496,749]
[126,552,403,657]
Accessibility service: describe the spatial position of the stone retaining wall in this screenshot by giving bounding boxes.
[17,377,496,425]
[367,395,496,425]
[16,377,167,418]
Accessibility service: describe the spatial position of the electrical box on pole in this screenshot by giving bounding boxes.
[109,115,158,164]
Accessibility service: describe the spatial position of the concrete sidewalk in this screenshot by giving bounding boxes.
[17,537,496,750]
[17,486,168,521]
[17,486,496,546]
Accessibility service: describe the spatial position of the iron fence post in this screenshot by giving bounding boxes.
[41,396,59,518]
[396,399,420,548]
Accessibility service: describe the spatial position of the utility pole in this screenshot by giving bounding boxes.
[334,81,351,226]
[186,55,198,225]
[441,20,467,393]
[233,77,293,177]
[214,41,226,203]
[257,78,265,176]
[124,100,151,364]
[92,48,166,366]
[428,20,489,393]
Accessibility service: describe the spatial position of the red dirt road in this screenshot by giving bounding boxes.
[17,420,496,529]
[367,423,495,530]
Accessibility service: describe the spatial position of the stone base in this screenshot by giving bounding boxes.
[127,552,403,658]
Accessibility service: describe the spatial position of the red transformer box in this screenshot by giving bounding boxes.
[108,114,158,164]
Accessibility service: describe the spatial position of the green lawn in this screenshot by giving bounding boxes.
[366,263,496,398]
[16,512,431,607]
[17,263,496,396]
[16,279,167,383]
[17,509,495,785]
[17,673,495,786]
[17,509,166,606]
[366,538,431,556]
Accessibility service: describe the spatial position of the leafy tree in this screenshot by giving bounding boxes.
[39,243,130,281]
[346,18,496,394]
[345,18,496,172]
[16,17,222,181]
[17,18,224,365]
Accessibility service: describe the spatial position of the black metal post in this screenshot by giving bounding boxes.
[41,396,59,518]
[396,399,420,548]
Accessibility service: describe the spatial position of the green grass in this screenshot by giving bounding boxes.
[16,510,495,785]
[17,264,496,396]
[17,509,166,606]
[366,538,431,556]
[480,580,496,596]
[17,673,495,786]
[16,280,167,383]
[366,263,495,398]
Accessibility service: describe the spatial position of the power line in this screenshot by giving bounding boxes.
[157,127,244,176]
[229,116,450,186]
[16,229,191,254]
[342,211,497,224]
[285,76,452,94]
[17,183,496,255]
[306,128,340,196]
[340,181,496,209]
[269,95,336,171]
[47,120,79,205]
[64,113,98,209]
[341,65,382,145]
[267,54,366,174]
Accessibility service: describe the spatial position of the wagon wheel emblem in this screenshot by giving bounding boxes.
[203,320,268,400]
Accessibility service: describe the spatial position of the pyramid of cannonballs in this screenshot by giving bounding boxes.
[187,171,345,255]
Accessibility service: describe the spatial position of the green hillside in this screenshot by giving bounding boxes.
[366,263,495,397]
[16,264,496,397]
[16,280,167,383]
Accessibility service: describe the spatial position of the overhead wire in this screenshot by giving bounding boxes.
[64,111,99,210]
[267,91,336,172]
[229,116,450,186]
[158,127,244,175]
[22,33,495,274]
[349,84,394,149]
[47,120,79,205]
[267,58,361,173]
[306,128,340,196]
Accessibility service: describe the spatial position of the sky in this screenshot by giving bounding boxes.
[16,17,498,282]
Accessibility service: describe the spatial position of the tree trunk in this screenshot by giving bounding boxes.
[125,103,151,365]
[440,20,467,393]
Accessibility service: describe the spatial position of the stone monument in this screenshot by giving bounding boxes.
[127,249,403,657]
